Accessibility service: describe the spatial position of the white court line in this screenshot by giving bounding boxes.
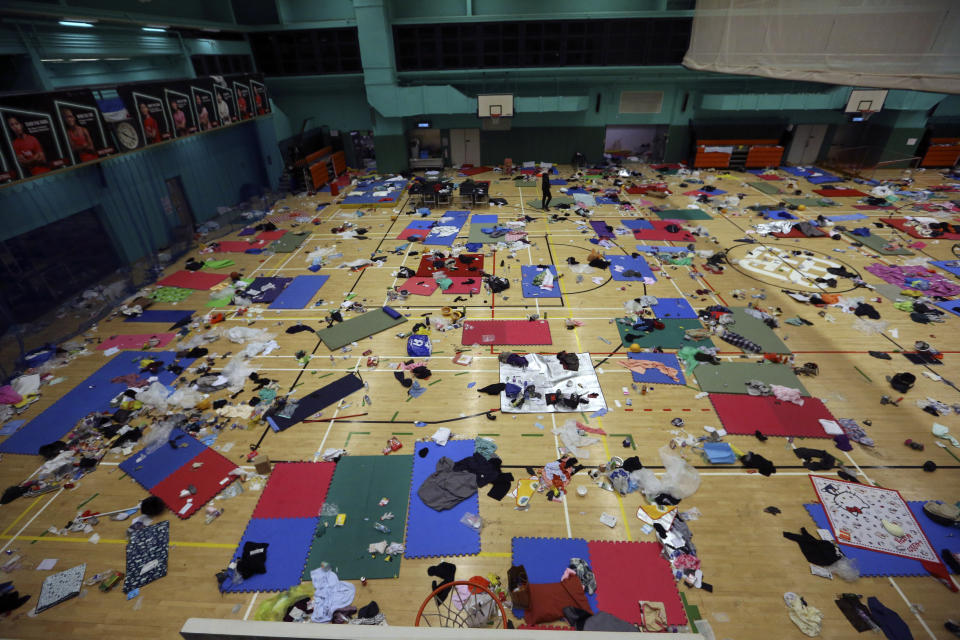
[242,592,258,620]
[550,413,573,539]
[0,488,64,554]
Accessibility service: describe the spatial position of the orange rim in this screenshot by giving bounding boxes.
[414,579,508,627]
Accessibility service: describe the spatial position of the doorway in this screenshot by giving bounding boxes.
[165,176,195,245]
[450,128,480,167]
[786,124,828,165]
[604,125,668,163]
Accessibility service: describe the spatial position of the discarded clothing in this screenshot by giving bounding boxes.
[618,359,681,382]
[417,456,478,511]
[783,528,843,566]
[310,568,357,624]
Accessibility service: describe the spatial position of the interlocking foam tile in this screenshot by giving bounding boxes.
[605,254,655,282]
[625,352,685,385]
[935,300,960,318]
[590,220,615,238]
[397,220,434,241]
[461,319,552,345]
[399,277,439,296]
[416,253,484,277]
[511,537,598,615]
[804,502,960,577]
[268,275,329,309]
[256,230,287,242]
[405,440,480,559]
[621,219,654,230]
[251,462,336,519]
[709,394,833,438]
[149,447,239,519]
[649,297,697,319]
[930,260,960,278]
[471,214,498,224]
[762,209,796,220]
[636,244,688,254]
[98,333,175,350]
[814,188,868,197]
[220,517,319,593]
[215,240,267,252]
[882,217,960,240]
[119,428,209,490]
[157,270,228,290]
[440,277,483,295]
[631,220,696,242]
[520,265,562,298]
[424,212,469,246]
[124,309,195,324]
[588,540,686,627]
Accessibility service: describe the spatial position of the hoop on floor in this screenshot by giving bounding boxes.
[414,580,508,628]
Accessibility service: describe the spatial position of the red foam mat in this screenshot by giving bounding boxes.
[251,462,336,519]
[416,253,484,277]
[157,271,228,290]
[461,319,552,345]
[709,393,834,438]
[441,277,482,294]
[98,333,175,350]
[399,277,439,296]
[881,217,960,240]
[813,188,868,197]
[588,540,687,627]
[460,166,492,175]
[215,240,267,252]
[150,447,239,519]
[632,220,696,243]
[256,230,288,242]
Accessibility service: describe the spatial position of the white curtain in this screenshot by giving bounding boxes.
[684,0,960,94]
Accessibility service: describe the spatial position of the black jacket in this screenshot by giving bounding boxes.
[541,172,551,193]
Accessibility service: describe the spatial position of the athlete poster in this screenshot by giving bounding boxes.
[0,95,70,179]
[163,86,197,137]
[211,78,237,126]
[188,78,218,132]
[250,75,270,116]
[0,144,15,184]
[232,79,252,121]
[52,89,114,165]
[119,86,172,146]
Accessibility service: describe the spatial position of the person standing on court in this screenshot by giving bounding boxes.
[541,169,552,210]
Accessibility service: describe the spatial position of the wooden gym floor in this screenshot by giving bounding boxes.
[0,164,958,639]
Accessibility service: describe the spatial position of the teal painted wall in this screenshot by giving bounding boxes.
[480,127,605,165]
[0,121,270,263]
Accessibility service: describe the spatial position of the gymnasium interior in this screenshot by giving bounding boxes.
[0,1,959,638]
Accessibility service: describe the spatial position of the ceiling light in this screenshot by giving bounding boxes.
[142,25,168,32]
[59,20,95,28]
[105,57,131,61]
[41,58,64,62]
[202,27,221,33]
[69,58,99,62]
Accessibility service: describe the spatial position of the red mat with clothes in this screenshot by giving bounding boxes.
[415,253,484,277]
[149,447,239,519]
[772,226,827,238]
[214,240,268,252]
[459,166,493,176]
[399,277,439,296]
[440,277,482,294]
[709,394,834,438]
[757,174,782,181]
[461,319,552,345]
[256,230,288,242]
[588,540,687,627]
[632,220,696,243]
[157,271,228,290]
[881,217,960,240]
[98,333,175,351]
[251,462,336,519]
[813,188,868,197]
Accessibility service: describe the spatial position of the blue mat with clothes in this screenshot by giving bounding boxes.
[405,440,480,559]
[781,166,813,177]
[511,537,598,616]
[595,197,619,205]
[931,260,960,278]
[119,428,209,490]
[606,255,655,282]
[622,219,654,230]
[807,173,843,184]
[565,187,589,195]
[125,309,195,324]
[0,351,188,455]
[520,265,562,298]
[649,297,698,319]
[220,517,319,592]
[471,214,498,225]
[936,300,960,318]
[342,181,404,205]
[636,245,689,254]
[550,179,567,185]
[824,213,868,222]
[626,352,685,385]
[423,211,469,246]
[804,502,959,577]
[762,210,796,220]
[268,275,329,309]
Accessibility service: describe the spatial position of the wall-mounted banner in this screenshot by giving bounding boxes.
[0,95,71,179]
[250,76,270,116]
[211,76,237,125]
[52,89,115,165]
[119,86,173,146]
[233,79,253,121]
[163,85,198,138]
[188,78,218,132]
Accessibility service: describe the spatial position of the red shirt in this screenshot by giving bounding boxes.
[143,115,159,143]
[13,134,49,175]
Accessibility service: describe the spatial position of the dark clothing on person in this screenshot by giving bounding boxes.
[541,172,552,209]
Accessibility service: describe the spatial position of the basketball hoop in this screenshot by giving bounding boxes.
[414,580,508,628]
[489,105,501,124]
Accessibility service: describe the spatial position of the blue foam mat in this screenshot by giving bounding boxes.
[606,254,655,282]
[511,537,598,615]
[404,219,435,230]
[636,245,688,254]
[595,197,619,205]
[268,275,329,310]
[930,260,960,278]
[626,351,685,385]
[119,428,209,490]
[0,351,189,455]
[124,309,195,324]
[471,214,498,224]
[549,179,567,185]
[220,517,319,592]
[804,502,959,577]
[423,212,469,246]
[405,440,480,559]
[936,300,960,318]
[781,166,813,177]
[807,174,842,184]
[649,297,697,319]
[520,265,562,298]
[622,220,654,230]
[824,213,868,222]
[763,210,796,220]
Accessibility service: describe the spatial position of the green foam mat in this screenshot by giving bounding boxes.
[615,317,714,350]
[747,181,782,195]
[727,307,790,354]
[784,197,835,207]
[693,362,809,396]
[526,197,575,209]
[653,208,712,220]
[203,259,235,270]
[269,232,309,253]
[151,287,194,303]
[316,308,407,350]
[843,231,914,256]
[466,225,502,244]
[302,455,414,580]
[516,180,538,188]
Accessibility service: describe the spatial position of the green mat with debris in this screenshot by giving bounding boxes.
[316,308,407,350]
[784,197,836,207]
[747,182,782,195]
[269,232,309,253]
[653,209,712,220]
[526,196,576,209]
[466,224,504,244]
[302,455,414,580]
[843,231,914,256]
[152,287,194,303]
[726,307,791,354]
[615,317,714,350]
[692,362,809,396]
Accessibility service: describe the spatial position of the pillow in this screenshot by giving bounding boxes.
[524,574,592,626]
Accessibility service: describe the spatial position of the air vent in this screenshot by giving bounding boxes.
[619,91,663,114]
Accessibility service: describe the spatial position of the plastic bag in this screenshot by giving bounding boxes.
[658,445,700,500]
[221,357,257,393]
[139,415,179,454]
[224,326,272,344]
[552,419,599,459]
[167,387,205,409]
[135,381,170,411]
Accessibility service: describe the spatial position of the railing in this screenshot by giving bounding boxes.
[822,145,920,179]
